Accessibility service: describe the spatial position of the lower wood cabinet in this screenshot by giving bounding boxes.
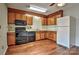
[41,17,47,25]
[36,31,57,41]
[40,31,45,39]
[7,31,56,46]
[36,31,46,41]
[7,32,15,46]
[36,32,41,41]
[46,31,57,41]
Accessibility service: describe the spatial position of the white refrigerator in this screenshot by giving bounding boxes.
[57,16,76,48]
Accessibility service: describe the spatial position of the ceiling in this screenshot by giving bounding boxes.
[7,3,79,15]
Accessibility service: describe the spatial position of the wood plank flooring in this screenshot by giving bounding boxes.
[6,39,79,55]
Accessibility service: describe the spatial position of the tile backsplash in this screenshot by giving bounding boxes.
[8,24,57,32]
[8,24,15,32]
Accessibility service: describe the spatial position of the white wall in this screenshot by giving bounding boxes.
[0,4,8,54]
[63,5,79,46]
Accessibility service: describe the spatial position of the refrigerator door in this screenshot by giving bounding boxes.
[57,27,70,48]
[57,16,70,26]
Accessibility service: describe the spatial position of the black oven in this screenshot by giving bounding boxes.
[15,27,35,45]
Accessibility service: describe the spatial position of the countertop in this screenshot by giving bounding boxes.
[8,28,57,33]
[8,24,57,33]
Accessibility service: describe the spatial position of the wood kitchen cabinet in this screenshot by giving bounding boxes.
[41,16,57,25]
[47,17,56,25]
[55,14,62,18]
[8,12,15,24]
[8,12,33,25]
[46,31,57,41]
[7,32,15,46]
[40,31,45,39]
[36,31,46,40]
[36,31,56,41]
[26,15,33,25]
[36,32,41,40]
[21,14,27,20]
[41,17,47,25]
[15,13,22,20]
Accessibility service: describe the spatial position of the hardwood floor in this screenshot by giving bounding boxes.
[6,39,79,55]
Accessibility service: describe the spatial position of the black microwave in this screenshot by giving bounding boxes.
[15,20,26,26]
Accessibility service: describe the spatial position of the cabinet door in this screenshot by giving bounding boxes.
[21,14,27,20]
[15,13,22,20]
[7,33,15,46]
[21,14,27,23]
[8,12,15,24]
[49,31,57,41]
[46,32,49,39]
[36,32,41,40]
[36,31,46,40]
[40,32,45,39]
[41,17,47,25]
[46,31,56,41]
[26,16,33,25]
[47,17,56,25]
[52,32,57,41]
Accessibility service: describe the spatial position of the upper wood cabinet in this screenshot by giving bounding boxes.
[41,14,62,25]
[21,14,27,20]
[47,14,62,25]
[47,17,56,25]
[21,14,27,24]
[8,12,15,24]
[41,17,47,25]
[8,12,33,25]
[47,10,63,25]
[55,14,62,18]
[26,15,33,25]
[15,13,22,20]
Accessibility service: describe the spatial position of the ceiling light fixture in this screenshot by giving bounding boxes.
[57,3,66,7]
[27,5,47,12]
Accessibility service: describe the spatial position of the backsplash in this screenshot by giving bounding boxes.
[8,24,15,32]
[8,23,57,32]
[42,25,57,31]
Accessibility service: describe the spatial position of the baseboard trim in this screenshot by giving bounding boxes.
[3,47,8,55]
